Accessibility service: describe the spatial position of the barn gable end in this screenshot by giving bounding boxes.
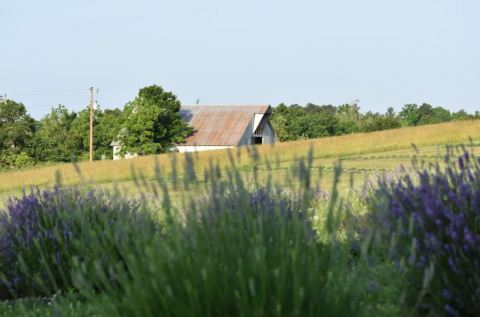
[177,105,275,152]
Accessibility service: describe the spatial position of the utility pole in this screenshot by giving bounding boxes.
[89,87,94,162]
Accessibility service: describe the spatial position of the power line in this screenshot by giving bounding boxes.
[2,87,100,110]
[4,85,105,107]
[28,103,89,109]
[8,88,89,97]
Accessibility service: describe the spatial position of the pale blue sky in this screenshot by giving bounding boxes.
[1,0,479,118]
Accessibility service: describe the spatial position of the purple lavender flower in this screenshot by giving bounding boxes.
[444,304,460,317]
[458,157,465,170]
[0,185,148,298]
[372,150,480,316]
[442,288,453,300]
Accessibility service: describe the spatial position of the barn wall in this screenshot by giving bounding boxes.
[237,120,254,145]
[112,145,122,160]
[176,145,235,153]
[262,123,276,144]
[112,145,137,160]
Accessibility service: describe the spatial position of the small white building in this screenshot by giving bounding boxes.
[111,140,138,160]
[111,105,276,159]
[177,105,276,153]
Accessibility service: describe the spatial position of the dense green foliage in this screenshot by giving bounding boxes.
[67,107,124,161]
[119,85,193,156]
[271,102,479,141]
[0,100,36,168]
[32,105,78,162]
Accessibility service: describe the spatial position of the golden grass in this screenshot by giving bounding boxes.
[0,120,479,195]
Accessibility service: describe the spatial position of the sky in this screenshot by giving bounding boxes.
[1,0,479,119]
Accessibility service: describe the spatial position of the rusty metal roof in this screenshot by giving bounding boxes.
[180,105,271,146]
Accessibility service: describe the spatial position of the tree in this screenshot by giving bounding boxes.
[67,108,94,161]
[417,104,451,125]
[271,103,339,141]
[429,106,451,124]
[386,107,396,117]
[67,106,123,161]
[270,106,291,141]
[417,103,434,120]
[452,110,472,121]
[337,103,361,121]
[94,108,124,159]
[0,100,36,167]
[335,103,360,135]
[0,100,36,152]
[119,85,193,155]
[32,105,77,162]
[399,104,421,126]
[360,111,401,132]
[305,104,338,136]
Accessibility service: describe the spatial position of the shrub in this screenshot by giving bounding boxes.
[371,149,480,316]
[89,186,364,317]
[0,152,34,170]
[0,185,157,298]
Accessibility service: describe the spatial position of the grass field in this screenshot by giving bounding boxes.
[1,120,479,205]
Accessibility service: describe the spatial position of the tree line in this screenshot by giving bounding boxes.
[0,85,192,169]
[271,102,479,141]
[0,84,478,169]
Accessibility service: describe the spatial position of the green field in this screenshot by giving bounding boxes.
[1,120,479,206]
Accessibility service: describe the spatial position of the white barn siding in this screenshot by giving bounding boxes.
[112,145,137,160]
[262,123,276,144]
[112,145,121,160]
[176,145,234,153]
[237,120,254,145]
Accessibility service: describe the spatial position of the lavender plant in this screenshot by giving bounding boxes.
[372,148,480,316]
[0,185,157,298]
[82,155,373,317]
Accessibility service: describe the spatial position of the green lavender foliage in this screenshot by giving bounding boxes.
[369,146,480,316]
[72,149,406,317]
[0,185,158,298]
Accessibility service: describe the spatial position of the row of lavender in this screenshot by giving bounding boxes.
[0,186,157,299]
[369,148,480,316]
[0,148,479,316]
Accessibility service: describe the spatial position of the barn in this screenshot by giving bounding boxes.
[111,104,275,159]
[177,105,276,153]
